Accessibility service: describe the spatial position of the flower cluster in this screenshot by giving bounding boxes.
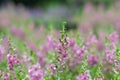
[77,70,91,80]
[88,54,99,67]
[29,64,44,80]
[7,54,20,70]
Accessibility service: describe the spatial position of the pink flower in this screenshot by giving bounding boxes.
[11,27,26,40]
[88,55,99,67]
[68,39,75,47]
[36,52,46,67]
[29,64,44,80]
[77,70,91,80]
[86,35,98,47]
[28,43,37,52]
[7,54,20,70]
[62,50,68,63]
[2,72,10,80]
[48,64,57,76]
[46,36,57,50]
[108,32,119,45]
[105,48,116,64]
[97,41,104,51]
[58,43,63,52]
[73,46,87,61]
[84,3,95,14]
[114,60,120,73]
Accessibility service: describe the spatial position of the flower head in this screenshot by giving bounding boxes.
[77,70,91,80]
[88,55,99,67]
[29,64,44,80]
[7,54,20,70]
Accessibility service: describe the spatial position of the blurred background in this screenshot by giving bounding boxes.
[0,0,119,31]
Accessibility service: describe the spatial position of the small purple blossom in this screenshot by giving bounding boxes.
[97,41,104,51]
[105,48,116,64]
[48,64,57,76]
[114,60,120,73]
[73,46,87,61]
[2,72,10,80]
[46,36,57,50]
[86,35,98,47]
[57,43,63,52]
[77,70,91,80]
[88,55,99,67]
[29,64,44,80]
[94,78,103,80]
[68,39,75,47]
[7,54,20,70]
[11,27,26,40]
[36,51,46,67]
[108,32,119,45]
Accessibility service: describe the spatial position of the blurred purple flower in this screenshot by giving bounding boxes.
[73,46,87,60]
[77,70,91,80]
[68,39,75,47]
[11,27,26,40]
[48,64,57,76]
[88,55,99,67]
[57,43,63,52]
[36,52,46,67]
[7,54,20,70]
[86,35,98,47]
[97,41,104,51]
[105,48,116,64]
[94,78,103,80]
[114,60,120,73]
[29,63,44,80]
[46,36,57,51]
[84,3,95,14]
[2,72,10,80]
[28,43,37,52]
[108,32,119,45]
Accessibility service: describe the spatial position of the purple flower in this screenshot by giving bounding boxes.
[28,43,37,52]
[97,41,104,51]
[7,54,20,70]
[2,72,10,80]
[48,64,57,76]
[29,64,44,80]
[57,43,63,52]
[11,27,26,40]
[46,36,57,51]
[88,55,99,67]
[84,3,95,14]
[61,50,68,63]
[36,52,46,67]
[86,35,98,47]
[108,32,119,45]
[105,48,116,64]
[94,78,103,80]
[114,60,120,73]
[68,39,75,47]
[77,70,91,80]
[73,46,87,61]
